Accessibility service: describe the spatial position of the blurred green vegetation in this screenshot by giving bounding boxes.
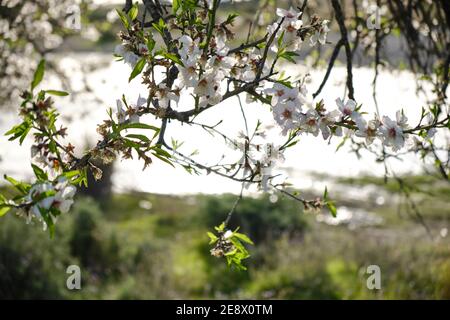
[0,175,449,299]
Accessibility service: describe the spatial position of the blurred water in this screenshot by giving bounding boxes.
[0,52,443,195]
[316,206,384,229]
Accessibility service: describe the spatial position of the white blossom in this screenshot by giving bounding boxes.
[116,95,147,124]
[53,178,76,214]
[264,83,302,106]
[129,95,147,123]
[235,49,266,82]
[272,100,302,135]
[268,7,304,52]
[379,114,406,151]
[179,35,201,63]
[116,99,127,124]
[300,109,320,137]
[319,110,340,140]
[276,7,302,21]
[24,177,76,230]
[424,113,437,138]
[114,44,140,68]
[336,97,360,120]
[194,69,225,107]
[310,20,330,46]
[179,59,199,88]
[354,116,379,145]
[155,84,180,109]
[223,230,233,239]
[259,143,285,167]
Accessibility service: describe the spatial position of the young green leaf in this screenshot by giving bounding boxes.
[4,175,31,194]
[129,57,146,82]
[31,164,48,181]
[163,52,184,66]
[173,0,181,13]
[116,8,130,29]
[45,90,69,97]
[126,134,151,143]
[147,38,156,53]
[152,19,166,36]
[31,59,46,91]
[323,186,329,201]
[5,120,32,145]
[152,153,175,167]
[0,194,10,217]
[207,232,218,244]
[128,4,139,21]
[119,122,160,131]
[279,51,299,64]
[215,222,225,232]
[327,201,337,218]
[39,207,55,238]
[233,232,254,245]
[0,206,10,217]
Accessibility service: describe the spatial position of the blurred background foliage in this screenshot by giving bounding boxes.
[1,173,449,299]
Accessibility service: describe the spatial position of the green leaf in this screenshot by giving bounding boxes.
[0,194,11,217]
[152,146,172,158]
[147,37,156,53]
[45,90,69,96]
[4,120,32,145]
[4,175,31,194]
[163,52,184,66]
[215,222,225,232]
[128,4,139,21]
[116,9,130,29]
[233,232,254,245]
[230,239,246,253]
[31,164,48,181]
[277,30,285,49]
[335,136,348,152]
[279,51,299,64]
[323,186,328,201]
[225,13,239,24]
[207,231,218,244]
[327,201,337,218]
[61,170,81,180]
[122,138,141,149]
[152,153,175,167]
[182,0,198,11]
[39,207,55,238]
[274,78,293,88]
[0,206,10,217]
[120,122,160,131]
[224,248,238,256]
[283,140,299,149]
[31,59,45,91]
[129,57,146,82]
[72,168,88,187]
[126,134,151,143]
[152,19,166,36]
[173,0,181,13]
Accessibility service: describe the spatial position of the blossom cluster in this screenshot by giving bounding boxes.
[262,79,420,151]
[110,4,440,190]
[268,7,330,52]
[116,95,147,124]
[112,6,327,125]
[22,177,76,230]
[0,0,75,102]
